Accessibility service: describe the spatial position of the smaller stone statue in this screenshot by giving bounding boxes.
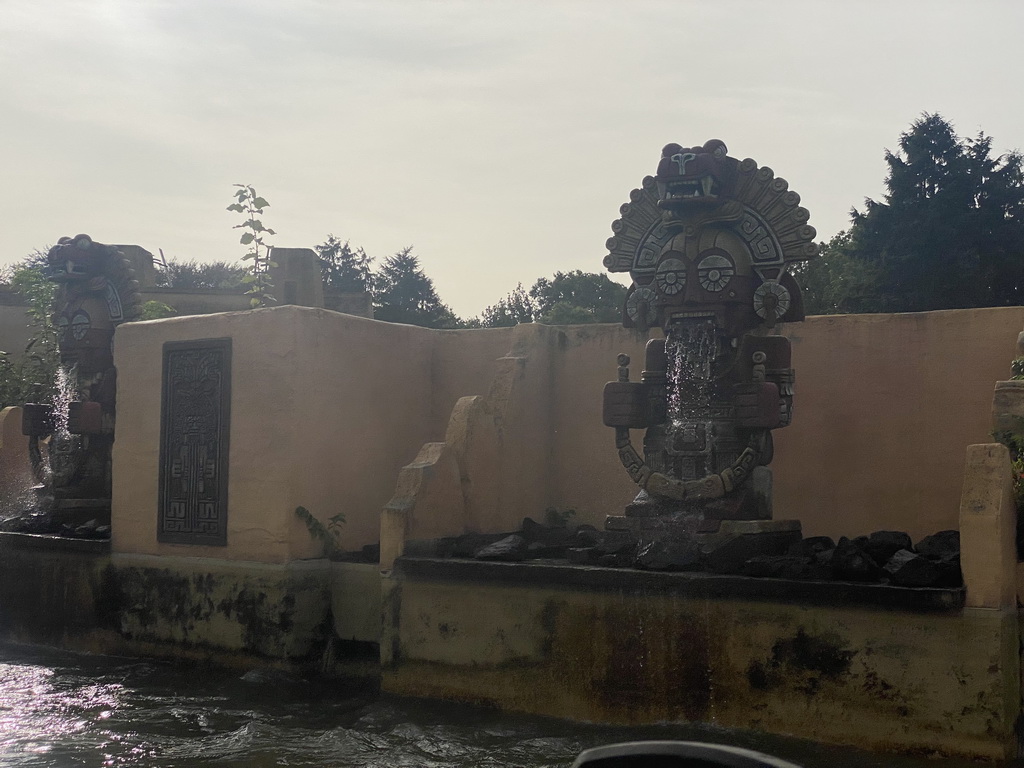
[22,235,142,525]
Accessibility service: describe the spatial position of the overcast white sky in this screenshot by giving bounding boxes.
[2,0,1022,318]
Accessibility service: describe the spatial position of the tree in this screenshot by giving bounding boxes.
[529,271,626,324]
[315,234,373,293]
[373,247,460,328]
[0,253,59,408]
[806,114,1024,313]
[792,232,884,315]
[155,259,247,290]
[480,284,536,327]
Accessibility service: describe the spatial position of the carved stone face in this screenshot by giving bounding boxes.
[651,228,761,340]
[47,234,103,282]
[655,140,738,216]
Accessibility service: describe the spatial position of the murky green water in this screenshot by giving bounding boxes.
[0,643,1003,767]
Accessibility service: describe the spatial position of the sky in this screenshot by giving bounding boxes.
[2,0,1023,319]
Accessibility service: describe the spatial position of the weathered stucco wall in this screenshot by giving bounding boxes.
[381,560,1017,760]
[774,309,1024,540]
[112,305,1024,563]
[389,307,1024,547]
[112,307,513,563]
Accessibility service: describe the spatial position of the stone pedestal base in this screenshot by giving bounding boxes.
[53,498,110,529]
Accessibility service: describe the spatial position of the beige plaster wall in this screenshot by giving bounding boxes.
[774,309,1024,540]
[541,309,1024,541]
[112,305,1024,564]
[112,307,513,563]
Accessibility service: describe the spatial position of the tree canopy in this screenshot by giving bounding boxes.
[478,271,627,327]
[798,113,1024,314]
[372,247,461,329]
[315,234,373,293]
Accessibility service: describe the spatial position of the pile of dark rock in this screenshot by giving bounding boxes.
[434,519,961,589]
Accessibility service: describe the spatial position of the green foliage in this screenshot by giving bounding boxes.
[294,505,346,557]
[315,234,373,293]
[372,246,461,328]
[155,259,247,290]
[227,184,277,308]
[800,114,1024,314]
[529,271,626,325]
[480,284,535,327]
[0,257,59,408]
[477,272,626,327]
[793,232,885,315]
[138,301,177,320]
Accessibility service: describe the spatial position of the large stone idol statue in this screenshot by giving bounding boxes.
[22,234,142,525]
[603,141,817,534]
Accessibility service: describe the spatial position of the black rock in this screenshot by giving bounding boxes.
[591,530,637,557]
[787,536,836,558]
[473,534,528,561]
[635,537,701,571]
[831,537,885,582]
[884,549,941,587]
[933,553,963,587]
[915,530,960,560]
[520,517,574,548]
[526,540,568,559]
[575,527,602,547]
[439,532,508,558]
[855,530,914,567]
[703,530,802,574]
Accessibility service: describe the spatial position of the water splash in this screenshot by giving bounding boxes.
[48,365,81,491]
[665,320,717,424]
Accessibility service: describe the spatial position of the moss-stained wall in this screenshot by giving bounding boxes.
[382,560,1018,760]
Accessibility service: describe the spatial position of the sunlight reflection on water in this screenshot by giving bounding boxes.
[0,643,994,768]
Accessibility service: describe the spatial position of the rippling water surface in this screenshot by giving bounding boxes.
[0,643,995,767]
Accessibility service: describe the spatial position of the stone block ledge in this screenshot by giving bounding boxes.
[394,556,965,613]
[0,530,110,555]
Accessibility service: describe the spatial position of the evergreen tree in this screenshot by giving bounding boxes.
[315,234,373,293]
[807,114,1024,313]
[373,247,460,328]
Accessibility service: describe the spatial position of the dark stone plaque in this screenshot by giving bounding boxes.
[158,339,231,545]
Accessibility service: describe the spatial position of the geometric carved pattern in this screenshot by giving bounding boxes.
[158,338,231,545]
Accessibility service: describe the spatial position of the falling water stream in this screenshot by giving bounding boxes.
[665,320,717,424]
[0,643,990,768]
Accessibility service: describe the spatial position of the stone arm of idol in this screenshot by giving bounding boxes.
[726,273,804,433]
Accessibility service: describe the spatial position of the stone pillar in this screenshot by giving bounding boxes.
[0,406,33,516]
[959,443,1017,609]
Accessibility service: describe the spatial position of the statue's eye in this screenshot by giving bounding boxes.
[655,258,687,295]
[71,311,91,340]
[697,254,734,292]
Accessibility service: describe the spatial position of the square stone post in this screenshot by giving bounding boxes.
[959,443,1017,609]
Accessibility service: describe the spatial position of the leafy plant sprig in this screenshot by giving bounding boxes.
[227,184,277,308]
[295,506,347,556]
